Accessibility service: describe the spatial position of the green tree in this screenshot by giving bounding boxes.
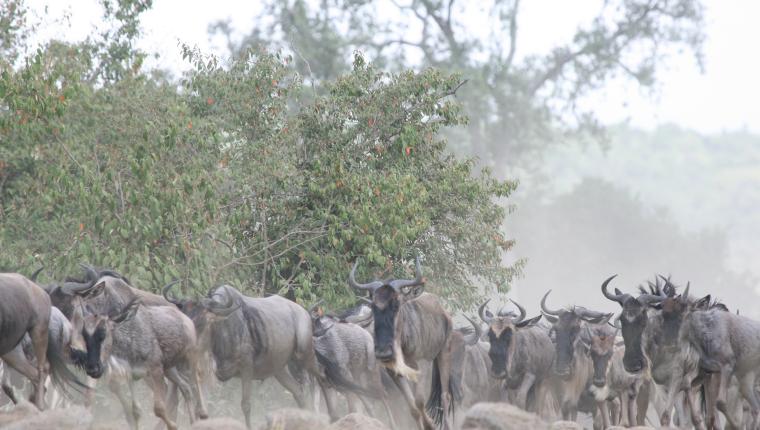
[1,2,518,310]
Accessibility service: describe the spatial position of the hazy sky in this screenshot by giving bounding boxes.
[27,0,760,134]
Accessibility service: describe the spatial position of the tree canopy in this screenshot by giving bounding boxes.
[1,0,519,309]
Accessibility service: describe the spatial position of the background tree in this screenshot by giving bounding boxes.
[212,0,705,171]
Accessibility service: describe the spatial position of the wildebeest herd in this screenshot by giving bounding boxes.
[1,260,759,429]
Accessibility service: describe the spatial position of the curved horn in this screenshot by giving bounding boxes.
[29,266,44,282]
[357,296,373,305]
[463,315,483,343]
[204,288,240,317]
[79,263,99,282]
[478,299,493,324]
[576,307,612,321]
[162,280,182,305]
[348,261,383,291]
[601,275,624,303]
[389,256,424,290]
[509,299,527,322]
[540,290,561,316]
[60,281,95,295]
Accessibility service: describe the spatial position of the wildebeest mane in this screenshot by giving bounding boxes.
[242,304,269,360]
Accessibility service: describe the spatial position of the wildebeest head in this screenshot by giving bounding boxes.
[163,281,240,335]
[653,276,691,346]
[68,296,140,378]
[479,298,542,380]
[308,300,337,337]
[540,290,612,379]
[601,275,663,373]
[587,322,618,388]
[349,257,425,363]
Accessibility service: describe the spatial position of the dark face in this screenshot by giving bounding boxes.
[620,299,647,373]
[371,285,401,362]
[589,327,616,387]
[553,312,582,378]
[70,314,112,379]
[174,299,209,334]
[487,319,515,379]
[660,296,688,346]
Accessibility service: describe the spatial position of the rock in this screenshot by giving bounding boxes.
[608,427,655,430]
[260,408,330,430]
[5,405,93,430]
[191,417,247,430]
[327,413,390,430]
[550,421,583,430]
[461,402,550,430]
[0,400,39,427]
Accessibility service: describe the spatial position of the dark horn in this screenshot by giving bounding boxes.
[29,266,44,282]
[683,282,690,300]
[61,281,95,295]
[162,280,182,305]
[601,275,623,303]
[540,290,561,316]
[463,314,483,343]
[79,263,99,282]
[389,256,425,290]
[478,299,493,324]
[509,299,527,322]
[348,261,383,291]
[204,288,240,317]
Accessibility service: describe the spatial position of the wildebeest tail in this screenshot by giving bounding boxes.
[426,357,456,427]
[47,332,88,399]
[314,349,378,399]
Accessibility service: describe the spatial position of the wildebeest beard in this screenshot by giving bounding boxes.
[371,286,400,362]
[488,329,512,378]
[79,325,107,378]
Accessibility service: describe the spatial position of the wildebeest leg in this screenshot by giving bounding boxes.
[346,392,359,413]
[635,379,649,426]
[154,382,179,430]
[659,379,680,426]
[274,367,307,408]
[716,367,743,429]
[109,375,139,430]
[165,367,195,424]
[241,371,253,430]
[2,348,43,407]
[514,372,535,410]
[597,400,610,430]
[146,367,177,430]
[686,385,706,430]
[738,372,759,430]
[704,372,721,430]
[29,321,48,410]
[318,381,340,421]
[438,348,453,430]
[388,370,433,430]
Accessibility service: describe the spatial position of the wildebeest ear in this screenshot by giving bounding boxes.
[648,302,663,310]
[401,284,424,299]
[542,313,558,324]
[110,299,140,324]
[515,314,541,328]
[694,295,711,310]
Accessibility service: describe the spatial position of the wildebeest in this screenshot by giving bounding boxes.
[0,306,85,407]
[308,302,395,425]
[454,315,498,408]
[349,256,457,430]
[0,272,54,409]
[540,290,612,422]
[478,298,553,414]
[68,293,208,430]
[679,292,760,429]
[601,274,667,427]
[163,282,323,429]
